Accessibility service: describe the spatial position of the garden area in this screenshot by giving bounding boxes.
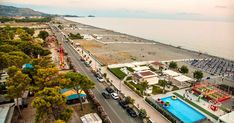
[108,67,127,80]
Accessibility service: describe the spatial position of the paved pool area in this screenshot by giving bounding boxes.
[161,96,206,123]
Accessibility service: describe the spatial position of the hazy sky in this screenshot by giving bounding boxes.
[1,0,234,21]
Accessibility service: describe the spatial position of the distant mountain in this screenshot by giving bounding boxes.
[0,5,49,16]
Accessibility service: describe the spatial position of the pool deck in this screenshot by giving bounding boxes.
[151,88,227,122]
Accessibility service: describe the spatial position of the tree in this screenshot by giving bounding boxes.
[65,72,95,110]
[169,61,177,69]
[0,44,20,53]
[19,32,32,41]
[139,108,147,119]
[159,80,168,94]
[6,71,31,117]
[32,88,73,123]
[125,96,135,104]
[38,31,49,40]
[31,56,55,68]
[140,81,149,95]
[180,65,189,74]
[193,70,203,81]
[33,67,59,91]
[7,66,20,77]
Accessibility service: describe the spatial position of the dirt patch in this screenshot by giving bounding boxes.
[95,54,118,65]
[75,40,103,50]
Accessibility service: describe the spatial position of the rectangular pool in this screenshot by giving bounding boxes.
[161,96,206,123]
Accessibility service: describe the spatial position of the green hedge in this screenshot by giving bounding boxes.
[124,81,143,97]
[173,92,218,120]
[109,67,127,80]
[145,98,177,123]
[127,67,134,72]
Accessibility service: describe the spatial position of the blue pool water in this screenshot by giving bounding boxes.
[161,96,206,123]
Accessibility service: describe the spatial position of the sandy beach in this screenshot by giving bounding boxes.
[54,17,209,65]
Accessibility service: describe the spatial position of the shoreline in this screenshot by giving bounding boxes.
[61,17,233,62]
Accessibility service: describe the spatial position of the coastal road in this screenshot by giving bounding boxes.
[50,25,142,123]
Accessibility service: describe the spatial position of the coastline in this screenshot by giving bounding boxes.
[59,17,233,63]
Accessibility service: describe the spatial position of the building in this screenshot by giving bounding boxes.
[80,113,102,123]
[218,111,234,123]
[150,61,165,70]
[162,70,193,86]
[0,103,15,123]
[133,70,159,85]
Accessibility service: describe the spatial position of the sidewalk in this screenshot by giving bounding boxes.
[101,67,169,123]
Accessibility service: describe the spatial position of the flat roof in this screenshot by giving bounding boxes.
[0,103,14,123]
[173,75,193,82]
[162,70,180,77]
[132,66,150,71]
[219,111,234,123]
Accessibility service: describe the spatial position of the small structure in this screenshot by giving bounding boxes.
[133,70,159,85]
[173,75,193,85]
[132,66,150,72]
[218,111,234,123]
[60,88,87,101]
[162,70,180,77]
[80,113,102,123]
[150,61,165,70]
[0,103,15,123]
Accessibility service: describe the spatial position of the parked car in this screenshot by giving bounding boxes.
[97,76,105,82]
[102,91,111,99]
[111,92,119,100]
[126,107,137,117]
[80,58,85,61]
[105,87,114,93]
[84,62,90,67]
[118,100,129,109]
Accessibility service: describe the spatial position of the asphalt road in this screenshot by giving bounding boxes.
[50,25,142,123]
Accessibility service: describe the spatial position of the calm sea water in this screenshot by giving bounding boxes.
[65,17,234,60]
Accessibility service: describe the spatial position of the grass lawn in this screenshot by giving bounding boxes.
[109,67,127,80]
[129,82,144,92]
[127,67,135,72]
[152,85,163,95]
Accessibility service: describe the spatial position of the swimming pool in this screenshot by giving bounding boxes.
[161,96,206,123]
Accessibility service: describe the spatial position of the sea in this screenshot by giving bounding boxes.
[65,17,234,61]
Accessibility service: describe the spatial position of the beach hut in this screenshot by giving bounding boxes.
[60,88,87,101]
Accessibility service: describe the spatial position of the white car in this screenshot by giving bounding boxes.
[97,76,105,82]
[111,92,119,100]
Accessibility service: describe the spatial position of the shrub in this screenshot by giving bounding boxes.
[139,109,147,118]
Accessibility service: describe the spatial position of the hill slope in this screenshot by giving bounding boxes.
[0,5,49,16]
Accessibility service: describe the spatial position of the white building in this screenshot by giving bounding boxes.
[80,113,102,123]
[162,70,193,86]
[218,111,234,123]
[133,70,159,85]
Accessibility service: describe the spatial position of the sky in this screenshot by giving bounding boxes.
[1,0,234,21]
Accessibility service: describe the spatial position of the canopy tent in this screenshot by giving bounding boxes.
[60,88,86,101]
[218,111,234,123]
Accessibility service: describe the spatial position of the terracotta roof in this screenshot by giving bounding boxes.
[139,71,155,77]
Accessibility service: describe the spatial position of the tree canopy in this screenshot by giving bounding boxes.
[193,70,203,81]
[180,65,189,74]
[169,61,177,69]
[38,31,49,40]
[32,88,73,123]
